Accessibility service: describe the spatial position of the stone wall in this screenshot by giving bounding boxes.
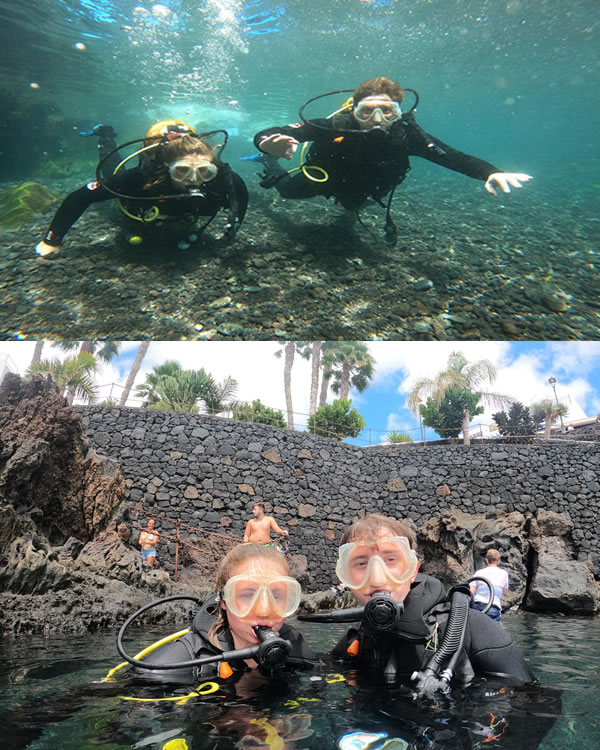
[76,406,600,590]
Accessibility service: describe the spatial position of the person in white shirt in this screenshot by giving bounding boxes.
[470,548,509,621]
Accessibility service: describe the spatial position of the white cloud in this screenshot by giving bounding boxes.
[2,341,599,436]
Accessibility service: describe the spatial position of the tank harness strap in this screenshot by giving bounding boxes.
[220,162,241,240]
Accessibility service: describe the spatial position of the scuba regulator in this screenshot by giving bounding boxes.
[301,576,495,697]
[116,595,292,673]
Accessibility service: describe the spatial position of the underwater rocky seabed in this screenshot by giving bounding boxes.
[0,172,598,340]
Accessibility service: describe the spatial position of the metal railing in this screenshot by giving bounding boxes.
[79,381,600,447]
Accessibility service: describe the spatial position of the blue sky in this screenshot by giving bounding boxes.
[2,341,599,446]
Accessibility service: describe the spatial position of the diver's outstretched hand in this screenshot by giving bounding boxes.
[484,172,533,197]
[35,240,62,258]
[259,134,299,160]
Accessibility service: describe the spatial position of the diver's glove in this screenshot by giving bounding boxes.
[79,123,117,139]
[484,172,533,197]
[35,240,62,258]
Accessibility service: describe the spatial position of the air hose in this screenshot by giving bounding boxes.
[410,584,471,696]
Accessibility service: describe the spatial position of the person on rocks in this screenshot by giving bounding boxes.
[135,542,319,683]
[35,120,248,258]
[327,514,533,686]
[138,518,159,568]
[253,76,532,245]
[244,502,289,547]
[470,548,509,621]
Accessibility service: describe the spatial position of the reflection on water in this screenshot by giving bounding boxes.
[1,614,599,749]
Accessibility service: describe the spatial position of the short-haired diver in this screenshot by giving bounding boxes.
[35,120,248,258]
[254,77,532,245]
[300,514,534,696]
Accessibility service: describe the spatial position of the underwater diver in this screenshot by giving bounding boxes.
[253,77,532,244]
[300,514,534,694]
[118,542,320,685]
[35,120,248,258]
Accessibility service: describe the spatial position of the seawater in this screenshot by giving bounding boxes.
[0,0,598,340]
[1,613,599,749]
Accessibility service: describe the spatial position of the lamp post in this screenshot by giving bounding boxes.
[548,376,566,433]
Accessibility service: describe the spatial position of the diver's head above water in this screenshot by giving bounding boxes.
[209,543,301,659]
[336,514,420,605]
[352,77,404,131]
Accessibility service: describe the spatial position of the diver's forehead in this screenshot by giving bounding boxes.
[359,94,393,103]
[231,559,287,578]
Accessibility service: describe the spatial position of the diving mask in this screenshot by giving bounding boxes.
[168,158,218,185]
[336,536,419,590]
[353,97,402,126]
[221,575,302,618]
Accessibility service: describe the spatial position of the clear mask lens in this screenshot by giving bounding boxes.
[222,575,301,618]
[336,536,418,590]
[169,159,218,184]
[354,100,402,124]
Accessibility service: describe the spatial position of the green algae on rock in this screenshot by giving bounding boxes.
[0,181,58,230]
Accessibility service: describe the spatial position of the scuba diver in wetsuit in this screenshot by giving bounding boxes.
[300,514,534,694]
[35,120,248,258]
[116,542,320,686]
[253,77,532,245]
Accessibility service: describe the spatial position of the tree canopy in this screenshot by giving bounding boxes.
[307,398,365,441]
[419,387,484,439]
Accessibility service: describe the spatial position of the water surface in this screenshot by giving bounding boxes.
[1,613,599,748]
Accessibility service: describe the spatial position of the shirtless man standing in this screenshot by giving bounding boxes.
[138,518,159,567]
[243,502,289,545]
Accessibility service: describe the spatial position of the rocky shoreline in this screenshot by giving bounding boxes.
[1,374,598,635]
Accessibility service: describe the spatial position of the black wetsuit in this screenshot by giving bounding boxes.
[254,112,500,209]
[332,574,534,686]
[136,595,321,684]
[42,160,248,248]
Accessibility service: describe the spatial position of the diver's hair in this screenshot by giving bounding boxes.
[143,134,215,190]
[486,548,501,564]
[339,513,415,548]
[207,543,290,647]
[253,502,266,513]
[353,77,405,106]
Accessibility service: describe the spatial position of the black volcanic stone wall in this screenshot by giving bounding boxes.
[76,406,600,590]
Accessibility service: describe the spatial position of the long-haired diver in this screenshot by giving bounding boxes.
[36,120,248,258]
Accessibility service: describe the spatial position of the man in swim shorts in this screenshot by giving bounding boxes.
[243,502,289,546]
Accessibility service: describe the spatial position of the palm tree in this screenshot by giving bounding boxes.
[407,351,513,446]
[56,340,121,363]
[30,341,44,367]
[136,361,183,407]
[147,366,215,413]
[296,341,323,417]
[27,351,98,403]
[531,399,570,440]
[318,341,338,408]
[274,342,297,429]
[55,341,121,404]
[119,341,151,406]
[203,375,242,416]
[326,342,376,401]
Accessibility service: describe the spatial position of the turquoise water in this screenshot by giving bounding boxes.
[1,613,599,749]
[0,1,598,339]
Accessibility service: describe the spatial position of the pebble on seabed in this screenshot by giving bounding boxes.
[1,176,597,340]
